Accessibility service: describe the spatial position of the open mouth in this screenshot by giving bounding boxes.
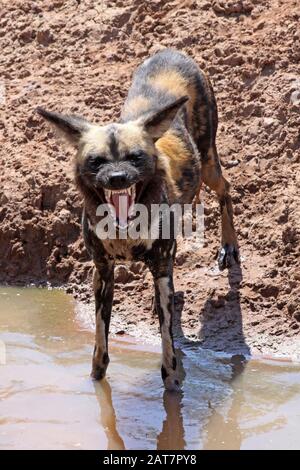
[104,184,136,229]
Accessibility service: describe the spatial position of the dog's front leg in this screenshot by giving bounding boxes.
[91,261,114,380]
[150,257,179,391]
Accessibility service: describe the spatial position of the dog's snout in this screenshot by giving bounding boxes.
[108,171,128,189]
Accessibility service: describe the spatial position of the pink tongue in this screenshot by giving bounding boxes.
[111,193,131,227]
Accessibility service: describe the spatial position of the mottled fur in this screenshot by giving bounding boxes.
[37,49,239,391]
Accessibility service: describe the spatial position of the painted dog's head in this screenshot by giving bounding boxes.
[37,95,187,227]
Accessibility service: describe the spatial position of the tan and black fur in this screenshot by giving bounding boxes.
[37,49,239,391]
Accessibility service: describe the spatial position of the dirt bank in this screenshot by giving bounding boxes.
[0,0,299,355]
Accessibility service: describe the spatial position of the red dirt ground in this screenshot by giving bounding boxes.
[0,0,299,356]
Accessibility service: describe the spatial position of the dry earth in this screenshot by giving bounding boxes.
[0,0,300,356]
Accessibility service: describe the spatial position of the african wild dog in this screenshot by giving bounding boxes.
[37,49,239,391]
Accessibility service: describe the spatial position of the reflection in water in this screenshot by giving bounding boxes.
[157,391,186,450]
[157,353,246,450]
[157,348,186,449]
[1,287,300,450]
[203,358,300,450]
[203,356,246,450]
[94,380,125,450]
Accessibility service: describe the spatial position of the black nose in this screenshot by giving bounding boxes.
[108,171,128,189]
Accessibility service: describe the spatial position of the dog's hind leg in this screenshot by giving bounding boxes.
[201,144,239,270]
[91,261,114,380]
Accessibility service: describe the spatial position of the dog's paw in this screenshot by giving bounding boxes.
[217,243,240,271]
[91,362,107,381]
[91,350,110,380]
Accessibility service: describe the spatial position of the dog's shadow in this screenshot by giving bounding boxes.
[174,263,250,356]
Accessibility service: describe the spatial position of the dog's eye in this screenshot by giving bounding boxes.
[88,156,107,169]
[126,151,145,163]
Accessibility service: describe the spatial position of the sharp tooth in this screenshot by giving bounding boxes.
[130,184,136,196]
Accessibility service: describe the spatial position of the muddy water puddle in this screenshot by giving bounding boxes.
[1,287,300,450]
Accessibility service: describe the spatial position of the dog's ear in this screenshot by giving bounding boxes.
[141,95,188,141]
[36,107,91,147]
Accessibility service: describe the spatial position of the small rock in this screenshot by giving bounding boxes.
[259,284,279,299]
[222,53,244,67]
[19,28,35,44]
[262,117,277,128]
[290,90,300,106]
[36,29,55,46]
[293,311,300,323]
[129,261,144,275]
[175,252,188,266]
[115,265,135,283]
[254,20,265,31]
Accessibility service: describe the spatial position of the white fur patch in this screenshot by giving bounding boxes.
[95,312,106,358]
